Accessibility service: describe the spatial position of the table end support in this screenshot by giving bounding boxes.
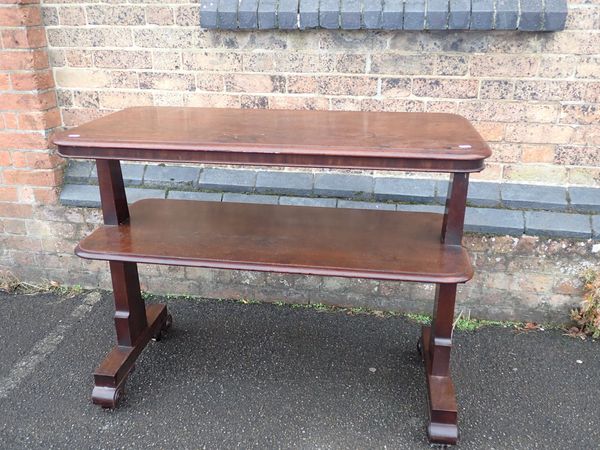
[92,303,172,408]
[418,282,459,445]
[419,326,459,445]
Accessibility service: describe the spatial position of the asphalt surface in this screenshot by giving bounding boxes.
[0,290,598,449]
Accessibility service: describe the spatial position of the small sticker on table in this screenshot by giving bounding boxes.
[68,134,80,138]
[458,144,471,149]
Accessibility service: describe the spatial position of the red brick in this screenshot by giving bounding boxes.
[521,145,555,163]
[32,186,59,204]
[473,121,505,142]
[2,218,26,234]
[10,70,54,90]
[425,100,457,113]
[0,187,18,201]
[576,57,600,79]
[224,74,285,94]
[0,90,56,111]
[0,5,41,26]
[504,164,568,183]
[569,124,600,147]
[560,104,599,125]
[488,143,522,163]
[471,162,502,181]
[1,27,46,48]
[11,150,62,169]
[459,101,557,123]
[0,131,48,149]
[2,112,18,129]
[0,202,33,218]
[184,92,240,108]
[412,78,478,99]
[0,49,48,70]
[0,150,11,165]
[0,235,42,251]
[0,0,40,4]
[318,76,378,96]
[58,5,85,26]
[470,55,539,77]
[61,108,105,127]
[380,78,411,98]
[555,145,600,166]
[329,97,362,111]
[287,76,318,94]
[62,49,92,68]
[18,185,34,203]
[361,98,424,112]
[543,31,600,55]
[2,168,62,186]
[18,108,61,130]
[268,96,329,110]
[505,124,574,144]
[0,73,9,90]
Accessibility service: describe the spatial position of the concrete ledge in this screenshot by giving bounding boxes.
[525,211,592,239]
[65,161,600,214]
[199,0,567,30]
[61,162,598,240]
[59,185,597,241]
[465,207,524,236]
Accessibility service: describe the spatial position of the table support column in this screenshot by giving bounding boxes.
[419,172,469,445]
[441,172,469,246]
[91,159,172,408]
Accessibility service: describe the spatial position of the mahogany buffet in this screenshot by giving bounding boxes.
[53,107,491,445]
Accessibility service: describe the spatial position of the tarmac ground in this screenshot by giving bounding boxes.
[0,290,599,449]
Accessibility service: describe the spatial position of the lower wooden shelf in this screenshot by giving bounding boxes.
[76,199,473,283]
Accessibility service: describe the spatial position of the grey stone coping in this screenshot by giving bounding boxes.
[199,0,567,30]
[465,207,525,236]
[65,161,600,214]
[61,161,598,239]
[592,216,600,239]
[60,183,599,239]
[525,211,592,239]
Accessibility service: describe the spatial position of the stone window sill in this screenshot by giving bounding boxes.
[200,0,567,31]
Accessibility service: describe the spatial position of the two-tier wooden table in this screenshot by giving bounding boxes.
[54,107,491,445]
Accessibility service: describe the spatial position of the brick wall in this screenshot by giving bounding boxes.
[40,2,600,185]
[0,0,63,262]
[1,1,599,322]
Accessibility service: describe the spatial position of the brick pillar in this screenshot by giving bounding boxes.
[0,0,63,237]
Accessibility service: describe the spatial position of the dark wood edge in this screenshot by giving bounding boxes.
[420,325,459,445]
[57,147,487,173]
[74,244,473,284]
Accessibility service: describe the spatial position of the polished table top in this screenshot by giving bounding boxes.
[54,107,491,172]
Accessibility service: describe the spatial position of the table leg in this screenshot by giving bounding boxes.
[418,283,458,445]
[416,171,468,443]
[92,159,172,408]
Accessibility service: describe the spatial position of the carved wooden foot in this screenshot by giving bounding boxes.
[419,326,459,445]
[152,313,173,341]
[92,303,170,408]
